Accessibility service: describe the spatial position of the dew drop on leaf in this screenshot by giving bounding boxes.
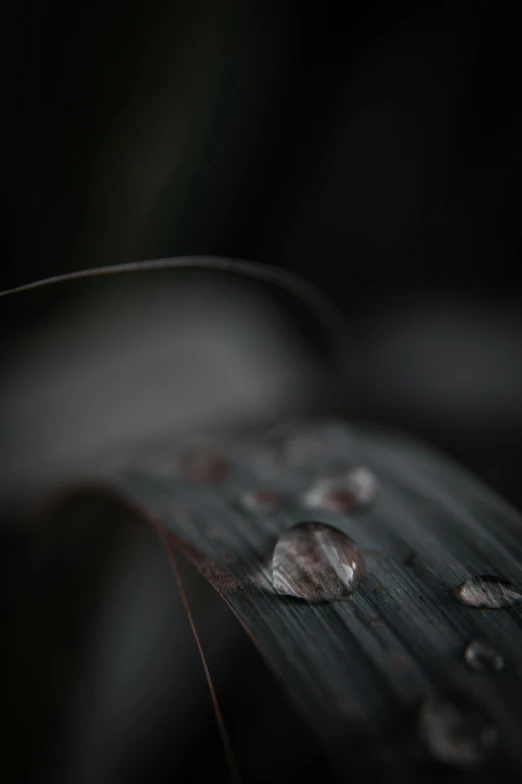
[241,489,282,512]
[418,694,497,768]
[453,575,522,608]
[302,467,377,514]
[343,466,378,505]
[272,521,365,601]
[464,640,504,671]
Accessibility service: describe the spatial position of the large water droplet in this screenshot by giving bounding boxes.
[178,444,229,483]
[464,640,504,671]
[302,467,377,514]
[272,521,364,601]
[418,694,497,768]
[453,575,522,608]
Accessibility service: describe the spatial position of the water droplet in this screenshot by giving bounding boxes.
[453,575,522,608]
[178,444,229,483]
[418,694,497,768]
[464,640,504,671]
[302,467,377,514]
[242,489,282,512]
[272,521,364,601]
[343,466,378,505]
[302,481,355,513]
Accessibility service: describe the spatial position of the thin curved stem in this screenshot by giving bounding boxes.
[155,522,242,784]
[0,256,358,401]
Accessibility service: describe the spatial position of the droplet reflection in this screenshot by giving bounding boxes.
[453,575,522,609]
[242,489,282,512]
[272,521,364,601]
[464,640,504,671]
[302,467,377,514]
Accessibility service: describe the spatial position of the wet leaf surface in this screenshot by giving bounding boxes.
[98,420,522,781]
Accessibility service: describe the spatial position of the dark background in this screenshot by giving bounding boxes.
[2,2,522,782]
[3,0,522,502]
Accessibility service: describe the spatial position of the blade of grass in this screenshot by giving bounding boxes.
[104,420,522,781]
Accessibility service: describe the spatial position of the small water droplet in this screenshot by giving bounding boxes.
[302,467,377,514]
[453,575,522,608]
[418,694,497,768]
[272,521,364,601]
[343,466,378,505]
[464,640,504,671]
[178,444,229,483]
[242,489,282,512]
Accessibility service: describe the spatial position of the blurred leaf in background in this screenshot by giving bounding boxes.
[3,1,522,502]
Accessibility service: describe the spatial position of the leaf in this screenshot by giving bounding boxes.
[97,419,522,781]
[4,262,522,779]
